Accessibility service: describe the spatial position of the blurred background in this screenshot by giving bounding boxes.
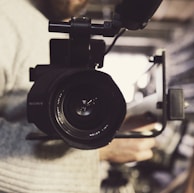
[81,0,194,192]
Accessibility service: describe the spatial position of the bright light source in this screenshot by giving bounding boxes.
[137,73,150,89]
[100,53,149,102]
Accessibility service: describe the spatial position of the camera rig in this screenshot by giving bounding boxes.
[27,0,185,149]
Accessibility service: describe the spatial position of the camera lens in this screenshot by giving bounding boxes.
[49,70,126,149]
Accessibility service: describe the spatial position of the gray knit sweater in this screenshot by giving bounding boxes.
[0,0,100,192]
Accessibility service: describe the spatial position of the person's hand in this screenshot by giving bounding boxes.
[99,137,155,163]
[99,123,156,163]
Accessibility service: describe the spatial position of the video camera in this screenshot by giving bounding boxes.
[27,0,185,149]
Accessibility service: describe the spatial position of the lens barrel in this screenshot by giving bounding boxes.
[49,70,126,149]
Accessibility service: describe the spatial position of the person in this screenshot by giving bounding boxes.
[0,0,156,192]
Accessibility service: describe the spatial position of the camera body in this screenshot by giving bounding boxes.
[27,18,126,149]
[27,1,185,149]
[27,67,126,149]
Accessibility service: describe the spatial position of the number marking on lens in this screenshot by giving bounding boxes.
[89,124,109,137]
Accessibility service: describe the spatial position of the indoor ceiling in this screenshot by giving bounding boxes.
[86,0,194,22]
[153,0,194,22]
[83,0,194,54]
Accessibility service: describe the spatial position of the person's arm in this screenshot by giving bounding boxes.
[0,114,100,193]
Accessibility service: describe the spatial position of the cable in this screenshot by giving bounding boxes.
[103,28,126,56]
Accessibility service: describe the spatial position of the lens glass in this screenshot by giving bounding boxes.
[63,84,109,130]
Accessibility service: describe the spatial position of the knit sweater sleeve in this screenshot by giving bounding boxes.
[0,113,100,193]
[0,115,100,193]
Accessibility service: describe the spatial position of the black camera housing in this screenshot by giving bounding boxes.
[27,18,126,149]
[27,1,185,149]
